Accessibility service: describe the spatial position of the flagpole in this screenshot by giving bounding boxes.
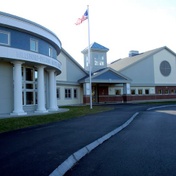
[87,5,92,109]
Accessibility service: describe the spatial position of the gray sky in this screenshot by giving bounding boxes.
[1,0,176,66]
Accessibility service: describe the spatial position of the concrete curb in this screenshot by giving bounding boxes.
[49,112,139,176]
[147,104,176,111]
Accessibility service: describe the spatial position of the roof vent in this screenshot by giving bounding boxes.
[129,50,139,57]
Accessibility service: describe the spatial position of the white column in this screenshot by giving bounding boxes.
[84,83,90,95]
[35,65,48,113]
[11,61,27,115]
[123,83,131,95]
[48,69,58,111]
[54,72,59,110]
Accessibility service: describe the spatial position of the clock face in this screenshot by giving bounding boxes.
[160,60,171,76]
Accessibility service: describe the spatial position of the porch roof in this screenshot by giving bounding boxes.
[79,67,131,84]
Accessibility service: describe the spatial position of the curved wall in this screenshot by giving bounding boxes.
[0,12,62,115]
[0,11,62,73]
[0,12,61,52]
[0,26,57,59]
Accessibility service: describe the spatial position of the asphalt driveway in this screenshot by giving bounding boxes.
[0,104,160,176]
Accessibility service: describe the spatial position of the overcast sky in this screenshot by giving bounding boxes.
[1,0,176,66]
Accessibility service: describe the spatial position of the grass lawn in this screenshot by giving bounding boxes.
[0,105,113,133]
[1,101,176,134]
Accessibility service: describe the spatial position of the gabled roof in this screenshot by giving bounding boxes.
[79,67,131,83]
[109,46,176,71]
[81,42,109,53]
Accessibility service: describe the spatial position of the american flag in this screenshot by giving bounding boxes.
[75,10,88,25]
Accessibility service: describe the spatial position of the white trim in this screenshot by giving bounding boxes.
[0,46,62,71]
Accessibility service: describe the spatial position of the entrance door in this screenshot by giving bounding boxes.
[98,86,108,103]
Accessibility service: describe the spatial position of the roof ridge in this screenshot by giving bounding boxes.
[110,46,165,64]
[82,42,109,53]
[109,46,168,71]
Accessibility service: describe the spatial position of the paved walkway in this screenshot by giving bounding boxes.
[0,108,69,119]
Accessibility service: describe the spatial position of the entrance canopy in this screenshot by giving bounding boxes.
[79,67,131,84]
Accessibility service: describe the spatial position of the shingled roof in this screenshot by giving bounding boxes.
[79,67,131,84]
[108,46,175,71]
[82,42,109,53]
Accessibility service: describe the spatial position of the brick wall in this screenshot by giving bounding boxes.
[83,94,176,104]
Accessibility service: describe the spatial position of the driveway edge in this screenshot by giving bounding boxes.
[49,112,139,176]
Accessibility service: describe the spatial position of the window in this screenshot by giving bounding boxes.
[160,60,171,77]
[35,70,38,82]
[94,55,105,66]
[158,90,162,94]
[165,90,169,94]
[100,56,105,66]
[49,47,53,57]
[35,92,38,104]
[115,89,121,95]
[30,38,38,52]
[85,56,89,67]
[22,92,24,105]
[56,88,60,99]
[0,31,10,45]
[145,89,149,94]
[22,67,36,105]
[138,89,143,95]
[74,88,77,98]
[131,89,136,95]
[26,68,34,81]
[26,92,34,105]
[26,84,33,89]
[171,90,175,94]
[65,89,71,99]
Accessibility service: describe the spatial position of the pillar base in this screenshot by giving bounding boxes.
[35,110,48,114]
[10,111,27,116]
[48,107,59,112]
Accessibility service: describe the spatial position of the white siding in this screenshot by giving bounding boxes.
[153,49,176,84]
[0,62,13,114]
[57,85,83,106]
[56,50,87,106]
[121,56,154,85]
[57,52,67,81]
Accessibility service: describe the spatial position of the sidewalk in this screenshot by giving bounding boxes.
[0,108,69,119]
